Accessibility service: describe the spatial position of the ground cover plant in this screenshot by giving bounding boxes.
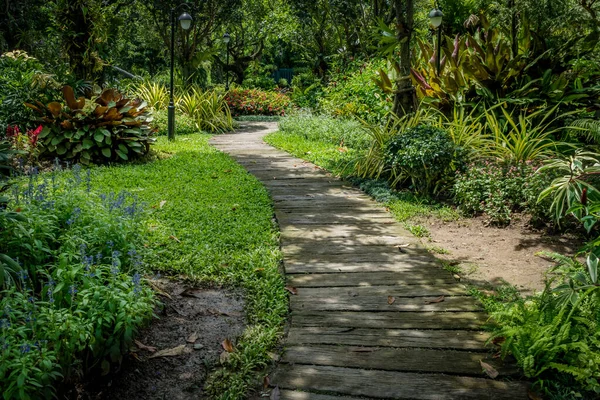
[89,134,287,398]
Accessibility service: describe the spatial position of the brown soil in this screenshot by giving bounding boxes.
[418,214,583,294]
[80,281,245,400]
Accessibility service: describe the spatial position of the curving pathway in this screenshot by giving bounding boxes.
[211,122,529,400]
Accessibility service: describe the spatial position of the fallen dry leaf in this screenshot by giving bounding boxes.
[146,281,172,299]
[338,147,347,153]
[270,386,280,400]
[148,345,186,359]
[424,295,445,304]
[159,200,167,209]
[169,235,181,243]
[480,360,499,379]
[186,332,199,344]
[222,338,235,353]
[285,286,298,295]
[224,169,232,173]
[135,340,157,353]
[263,376,271,389]
[388,296,396,305]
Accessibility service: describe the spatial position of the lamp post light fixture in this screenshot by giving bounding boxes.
[223,32,231,91]
[168,5,193,141]
[429,7,443,76]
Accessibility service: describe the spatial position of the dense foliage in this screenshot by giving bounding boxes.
[0,166,154,398]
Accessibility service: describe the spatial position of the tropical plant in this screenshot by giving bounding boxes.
[483,104,572,163]
[179,88,234,133]
[538,150,600,224]
[25,86,155,164]
[133,81,169,111]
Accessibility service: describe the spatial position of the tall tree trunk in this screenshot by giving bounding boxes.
[392,0,416,117]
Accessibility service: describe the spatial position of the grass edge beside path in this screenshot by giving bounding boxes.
[90,134,287,399]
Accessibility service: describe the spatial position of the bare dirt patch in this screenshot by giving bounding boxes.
[80,281,245,400]
[419,214,583,293]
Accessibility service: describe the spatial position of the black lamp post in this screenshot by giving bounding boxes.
[223,32,231,91]
[429,7,443,76]
[168,5,193,141]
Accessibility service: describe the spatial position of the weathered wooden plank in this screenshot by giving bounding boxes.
[278,391,369,400]
[285,252,431,265]
[293,284,466,297]
[292,311,486,330]
[284,259,440,274]
[291,293,479,312]
[287,272,455,287]
[271,365,529,400]
[281,242,414,254]
[282,345,518,376]
[286,327,490,350]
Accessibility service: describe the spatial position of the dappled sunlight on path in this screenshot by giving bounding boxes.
[212,122,529,400]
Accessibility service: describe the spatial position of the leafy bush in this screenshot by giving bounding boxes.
[152,110,198,136]
[290,72,324,109]
[0,166,155,398]
[384,125,463,195]
[0,51,61,133]
[278,113,370,150]
[454,161,553,225]
[225,88,292,116]
[241,64,277,90]
[320,59,392,123]
[26,86,155,164]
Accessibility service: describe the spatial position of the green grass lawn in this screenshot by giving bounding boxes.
[89,134,287,398]
[264,129,458,228]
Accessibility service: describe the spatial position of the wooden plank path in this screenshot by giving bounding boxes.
[211,122,528,400]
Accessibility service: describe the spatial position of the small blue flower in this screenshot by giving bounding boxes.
[20,344,31,354]
[96,252,103,263]
[107,241,114,249]
[0,319,10,329]
[68,285,77,296]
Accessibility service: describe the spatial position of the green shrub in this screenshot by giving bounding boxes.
[279,113,370,150]
[177,88,234,133]
[384,125,462,195]
[0,50,61,133]
[152,110,198,136]
[320,59,392,123]
[0,166,155,398]
[290,72,324,109]
[225,88,292,116]
[242,63,277,90]
[454,161,553,225]
[26,86,154,164]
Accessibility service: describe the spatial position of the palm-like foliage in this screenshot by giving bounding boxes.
[484,104,574,163]
[538,150,600,224]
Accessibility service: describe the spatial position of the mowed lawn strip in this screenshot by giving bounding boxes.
[90,134,287,398]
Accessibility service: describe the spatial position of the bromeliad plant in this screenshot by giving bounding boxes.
[25,86,155,164]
